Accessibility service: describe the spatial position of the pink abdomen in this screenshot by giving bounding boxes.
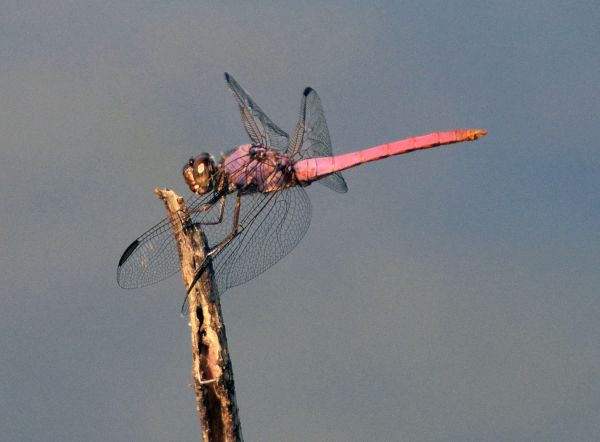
[294,129,487,184]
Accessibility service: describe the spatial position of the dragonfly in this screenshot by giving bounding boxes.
[117,73,486,301]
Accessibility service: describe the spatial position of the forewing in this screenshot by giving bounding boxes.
[211,186,311,294]
[288,87,348,193]
[116,217,180,289]
[117,149,267,291]
[224,72,289,151]
[116,192,221,289]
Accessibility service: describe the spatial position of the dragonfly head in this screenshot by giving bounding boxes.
[183,153,216,194]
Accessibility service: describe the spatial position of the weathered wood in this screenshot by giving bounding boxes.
[155,188,243,442]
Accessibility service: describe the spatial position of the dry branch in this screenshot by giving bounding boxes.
[155,188,243,442]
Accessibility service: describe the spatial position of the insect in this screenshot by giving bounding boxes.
[117,73,486,301]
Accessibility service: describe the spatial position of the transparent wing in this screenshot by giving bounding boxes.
[288,87,347,193]
[212,185,311,293]
[117,153,312,295]
[116,192,217,289]
[224,72,289,151]
[116,150,259,289]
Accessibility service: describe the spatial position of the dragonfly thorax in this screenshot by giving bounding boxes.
[183,153,217,195]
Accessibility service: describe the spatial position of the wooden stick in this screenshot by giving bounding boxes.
[155,188,243,442]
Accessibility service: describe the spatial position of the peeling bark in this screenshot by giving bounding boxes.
[155,188,243,442]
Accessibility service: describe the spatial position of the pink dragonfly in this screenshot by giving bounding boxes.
[117,73,486,298]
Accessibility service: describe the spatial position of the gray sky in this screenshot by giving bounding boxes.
[1,1,599,441]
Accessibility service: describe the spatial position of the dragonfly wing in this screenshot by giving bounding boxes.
[117,154,276,291]
[224,72,289,151]
[116,217,180,289]
[312,170,348,193]
[211,186,311,294]
[288,87,348,193]
[116,192,221,289]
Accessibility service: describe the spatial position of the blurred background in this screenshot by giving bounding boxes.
[1,1,599,441]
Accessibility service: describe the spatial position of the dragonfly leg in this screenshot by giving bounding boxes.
[196,194,227,226]
[185,191,242,296]
[207,191,242,258]
[188,171,228,225]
